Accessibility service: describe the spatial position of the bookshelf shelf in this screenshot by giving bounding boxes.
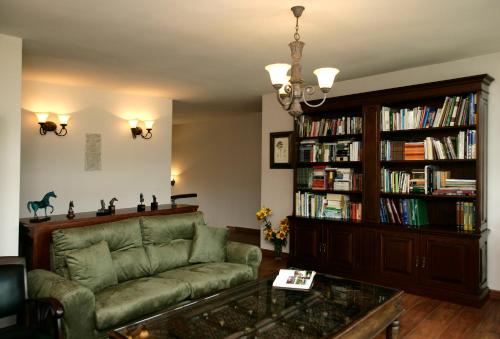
[297,161,362,167]
[298,189,363,195]
[380,159,475,165]
[379,192,476,200]
[289,74,492,307]
[297,134,363,142]
[380,125,476,138]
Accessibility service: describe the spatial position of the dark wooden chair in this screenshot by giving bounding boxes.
[0,257,64,339]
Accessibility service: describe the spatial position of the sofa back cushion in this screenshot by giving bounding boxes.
[65,240,118,293]
[52,218,151,282]
[141,212,205,274]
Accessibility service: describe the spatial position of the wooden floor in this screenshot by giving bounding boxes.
[258,255,500,339]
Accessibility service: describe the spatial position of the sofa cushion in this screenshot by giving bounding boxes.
[140,212,206,245]
[52,218,151,282]
[145,239,192,274]
[65,240,118,293]
[94,277,190,330]
[157,262,254,299]
[189,225,228,264]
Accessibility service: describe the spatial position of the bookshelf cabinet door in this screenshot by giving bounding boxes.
[288,218,322,270]
[419,235,474,292]
[378,230,419,283]
[323,225,356,276]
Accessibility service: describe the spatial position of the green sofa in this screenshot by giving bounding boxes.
[27,212,262,339]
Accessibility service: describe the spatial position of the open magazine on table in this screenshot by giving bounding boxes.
[272,269,317,290]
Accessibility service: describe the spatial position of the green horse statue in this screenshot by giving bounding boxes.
[27,191,57,218]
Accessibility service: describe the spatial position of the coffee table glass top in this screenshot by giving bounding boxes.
[111,273,400,339]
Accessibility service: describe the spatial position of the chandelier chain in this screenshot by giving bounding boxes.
[294,16,300,41]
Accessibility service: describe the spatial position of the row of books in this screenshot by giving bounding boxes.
[298,166,363,191]
[456,202,476,231]
[380,131,476,160]
[297,115,363,137]
[299,140,362,162]
[295,192,362,221]
[379,198,429,226]
[380,166,476,196]
[380,93,476,131]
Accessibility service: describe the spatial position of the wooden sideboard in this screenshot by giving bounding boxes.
[19,204,198,270]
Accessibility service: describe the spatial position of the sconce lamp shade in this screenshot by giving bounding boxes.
[265,63,291,88]
[313,67,339,92]
[128,120,139,128]
[36,113,49,123]
[144,120,155,129]
[58,114,70,125]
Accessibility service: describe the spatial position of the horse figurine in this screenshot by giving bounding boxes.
[27,191,57,219]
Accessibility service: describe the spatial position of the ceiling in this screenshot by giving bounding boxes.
[1,0,500,123]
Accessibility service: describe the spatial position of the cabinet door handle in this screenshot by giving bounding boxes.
[422,257,426,269]
[415,256,419,268]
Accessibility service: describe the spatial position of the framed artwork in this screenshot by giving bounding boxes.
[270,131,293,169]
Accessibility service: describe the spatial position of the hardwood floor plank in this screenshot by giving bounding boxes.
[405,301,463,339]
[441,303,485,339]
[474,299,500,335]
[394,296,440,338]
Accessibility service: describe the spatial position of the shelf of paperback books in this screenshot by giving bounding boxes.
[379,197,477,232]
[380,125,475,138]
[297,161,362,167]
[380,130,476,161]
[380,93,478,131]
[380,159,475,166]
[297,115,363,138]
[295,191,362,222]
[297,134,363,142]
[380,192,476,201]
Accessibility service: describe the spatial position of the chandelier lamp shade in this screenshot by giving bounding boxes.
[265,6,339,118]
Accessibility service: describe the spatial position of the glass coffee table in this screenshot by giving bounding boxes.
[109,273,403,339]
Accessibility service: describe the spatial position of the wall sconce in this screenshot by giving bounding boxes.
[129,120,154,139]
[36,113,70,136]
[171,176,176,186]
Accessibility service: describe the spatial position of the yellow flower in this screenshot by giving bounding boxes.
[277,230,286,240]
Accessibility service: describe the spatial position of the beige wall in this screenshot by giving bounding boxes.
[0,34,22,255]
[20,80,173,217]
[172,112,261,228]
[261,51,500,290]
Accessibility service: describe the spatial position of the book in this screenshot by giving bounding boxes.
[272,269,317,290]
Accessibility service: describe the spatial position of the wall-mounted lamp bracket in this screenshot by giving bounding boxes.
[39,121,68,136]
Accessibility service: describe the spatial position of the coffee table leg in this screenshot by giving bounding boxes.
[386,319,399,339]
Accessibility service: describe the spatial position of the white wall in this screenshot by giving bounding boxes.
[172,113,261,228]
[0,34,22,256]
[21,80,172,217]
[261,51,500,290]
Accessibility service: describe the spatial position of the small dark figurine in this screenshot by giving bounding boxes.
[109,197,118,214]
[97,199,111,216]
[27,191,57,223]
[66,201,75,219]
[151,194,158,211]
[137,193,146,212]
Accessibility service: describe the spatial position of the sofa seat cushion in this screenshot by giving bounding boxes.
[94,277,190,330]
[157,262,254,299]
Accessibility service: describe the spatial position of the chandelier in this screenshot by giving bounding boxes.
[265,6,339,118]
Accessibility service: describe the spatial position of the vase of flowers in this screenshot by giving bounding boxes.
[256,207,289,260]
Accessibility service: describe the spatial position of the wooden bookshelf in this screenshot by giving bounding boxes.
[288,74,493,307]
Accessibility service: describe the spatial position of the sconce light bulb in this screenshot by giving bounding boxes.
[128,120,139,128]
[36,113,49,123]
[144,120,155,129]
[58,114,70,125]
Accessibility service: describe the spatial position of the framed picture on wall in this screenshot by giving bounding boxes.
[270,131,293,169]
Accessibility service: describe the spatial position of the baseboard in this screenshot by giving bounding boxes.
[490,289,500,300]
[261,249,289,259]
[226,226,260,235]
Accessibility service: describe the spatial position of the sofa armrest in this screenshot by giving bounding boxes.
[28,269,96,339]
[226,241,262,279]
